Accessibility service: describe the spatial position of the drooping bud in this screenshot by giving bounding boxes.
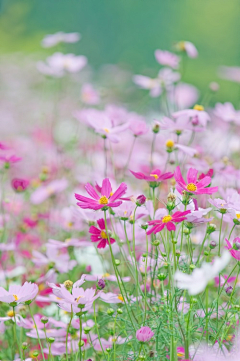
[97,279,106,290]
[107,308,115,316]
[136,194,146,207]
[225,286,233,295]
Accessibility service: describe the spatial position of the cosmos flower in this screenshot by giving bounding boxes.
[30,178,68,204]
[214,102,240,124]
[128,114,148,136]
[155,49,180,69]
[174,166,218,195]
[81,83,100,105]
[172,105,210,127]
[147,209,191,233]
[174,251,231,295]
[136,326,154,342]
[41,32,80,47]
[11,178,29,192]
[75,178,127,210]
[225,237,240,260]
[89,218,115,249]
[175,41,198,58]
[0,282,38,304]
[130,168,173,184]
[0,155,21,165]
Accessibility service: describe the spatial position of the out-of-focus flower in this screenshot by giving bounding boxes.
[75,178,127,210]
[100,292,124,304]
[89,218,115,249]
[214,102,240,124]
[174,166,218,195]
[175,41,198,58]
[0,282,38,304]
[30,179,68,204]
[147,209,191,233]
[0,155,21,166]
[81,83,100,105]
[11,178,29,192]
[218,66,240,83]
[37,53,87,77]
[128,114,148,136]
[41,32,80,48]
[136,326,154,342]
[174,251,231,295]
[172,105,210,127]
[225,237,240,260]
[155,49,180,69]
[130,168,173,185]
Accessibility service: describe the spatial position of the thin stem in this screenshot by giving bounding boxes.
[66,305,73,361]
[28,305,45,361]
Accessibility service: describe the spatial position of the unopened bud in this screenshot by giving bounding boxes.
[136,194,146,207]
[225,286,233,295]
[152,239,160,246]
[207,223,216,234]
[48,337,55,344]
[157,273,167,281]
[79,340,85,348]
[97,279,106,290]
[117,308,123,314]
[209,240,217,249]
[64,280,73,290]
[152,122,160,134]
[107,308,115,316]
[41,316,48,324]
[22,342,28,350]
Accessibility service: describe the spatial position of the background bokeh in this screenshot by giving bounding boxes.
[1,0,240,104]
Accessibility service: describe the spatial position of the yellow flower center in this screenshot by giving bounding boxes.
[150,174,158,180]
[226,334,233,341]
[236,213,240,219]
[193,104,204,111]
[39,283,45,291]
[17,185,23,191]
[186,183,197,192]
[76,296,84,303]
[100,230,108,239]
[99,196,109,205]
[165,139,175,148]
[13,294,18,301]
[103,128,110,133]
[162,215,172,223]
[118,294,124,302]
[7,310,15,317]
[102,273,111,278]
[177,352,184,357]
[110,191,113,196]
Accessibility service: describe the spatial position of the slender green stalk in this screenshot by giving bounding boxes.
[28,305,45,361]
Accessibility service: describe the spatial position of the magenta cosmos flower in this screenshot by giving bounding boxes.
[75,178,127,210]
[0,282,38,304]
[11,178,29,192]
[89,218,115,249]
[225,237,240,260]
[136,326,154,342]
[174,166,218,195]
[147,210,191,234]
[130,168,173,186]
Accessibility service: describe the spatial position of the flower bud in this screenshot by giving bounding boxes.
[48,337,55,344]
[117,308,123,314]
[204,251,209,256]
[97,279,106,290]
[157,273,167,281]
[115,259,120,266]
[152,122,160,134]
[234,239,240,250]
[209,240,217,249]
[107,308,115,316]
[64,280,73,291]
[152,239,160,246]
[136,194,146,207]
[84,326,91,334]
[141,223,148,230]
[41,316,48,324]
[86,265,92,273]
[209,82,219,92]
[79,340,85,347]
[32,351,39,358]
[207,223,216,234]
[175,250,181,258]
[225,286,233,295]
[106,348,111,353]
[22,342,28,350]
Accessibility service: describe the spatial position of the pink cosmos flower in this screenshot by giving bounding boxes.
[75,178,127,210]
[128,114,148,136]
[48,238,90,249]
[214,102,240,124]
[100,292,124,304]
[0,155,21,164]
[174,166,218,195]
[172,105,210,127]
[225,237,240,260]
[89,218,115,249]
[218,66,240,83]
[58,287,101,313]
[136,326,154,342]
[81,83,100,105]
[155,49,180,69]
[176,41,198,58]
[130,168,173,184]
[37,53,87,77]
[0,282,38,304]
[208,198,231,211]
[169,83,199,110]
[11,178,29,192]
[147,209,191,233]
[30,178,68,204]
[41,32,80,48]
[161,115,203,133]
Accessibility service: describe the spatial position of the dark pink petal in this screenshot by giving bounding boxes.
[91,235,101,242]
[110,237,116,244]
[77,202,103,210]
[151,169,161,177]
[75,193,97,203]
[174,166,186,186]
[130,170,146,180]
[97,239,107,249]
[187,168,198,184]
[172,210,191,218]
[159,172,174,181]
[89,226,101,235]
[109,183,127,202]
[196,186,218,195]
[85,183,100,200]
[166,222,176,231]
[97,218,106,230]
[153,224,165,233]
[101,178,112,197]
[196,176,211,189]
[108,201,122,208]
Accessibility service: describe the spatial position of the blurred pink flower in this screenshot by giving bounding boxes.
[136,326,154,342]
[176,41,198,58]
[81,83,100,105]
[218,66,240,83]
[130,168,173,183]
[30,178,68,204]
[128,114,148,136]
[41,32,80,48]
[214,102,240,124]
[155,49,180,68]
[11,178,29,192]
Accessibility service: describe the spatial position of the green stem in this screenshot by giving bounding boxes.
[66,305,73,361]
[28,305,45,361]
[13,307,23,361]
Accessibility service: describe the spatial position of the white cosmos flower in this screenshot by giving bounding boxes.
[174,251,231,295]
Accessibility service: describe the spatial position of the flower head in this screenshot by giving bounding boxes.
[225,237,240,260]
[174,166,218,195]
[136,326,154,342]
[11,178,29,192]
[147,209,191,234]
[0,282,38,304]
[89,218,115,249]
[75,178,127,210]
[130,168,173,187]
[155,49,180,69]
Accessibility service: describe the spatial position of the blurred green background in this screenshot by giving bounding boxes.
[1,0,240,104]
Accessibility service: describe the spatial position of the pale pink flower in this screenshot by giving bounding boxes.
[30,178,68,204]
[41,32,80,48]
[155,49,180,69]
[0,282,38,304]
[81,83,100,105]
[37,53,87,77]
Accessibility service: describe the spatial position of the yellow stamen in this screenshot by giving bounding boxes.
[226,334,233,341]
[110,191,113,196]
[17,186,23,192]
[165,139,175,148]
[177,352,184,357]
[236,213,240,219]
[103,128,110,133]
[102,273,111,278]
[193,104,204,111]
[7,310,15,317]
[150,174,158,180]
[186,183,197,192]
[118,294,124,302]
[76,295,84,303]
[13,294,18,301]
[39,283,45,291]
[100,230,108,239]
[162,215,172,223]
[99,195,108,205]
